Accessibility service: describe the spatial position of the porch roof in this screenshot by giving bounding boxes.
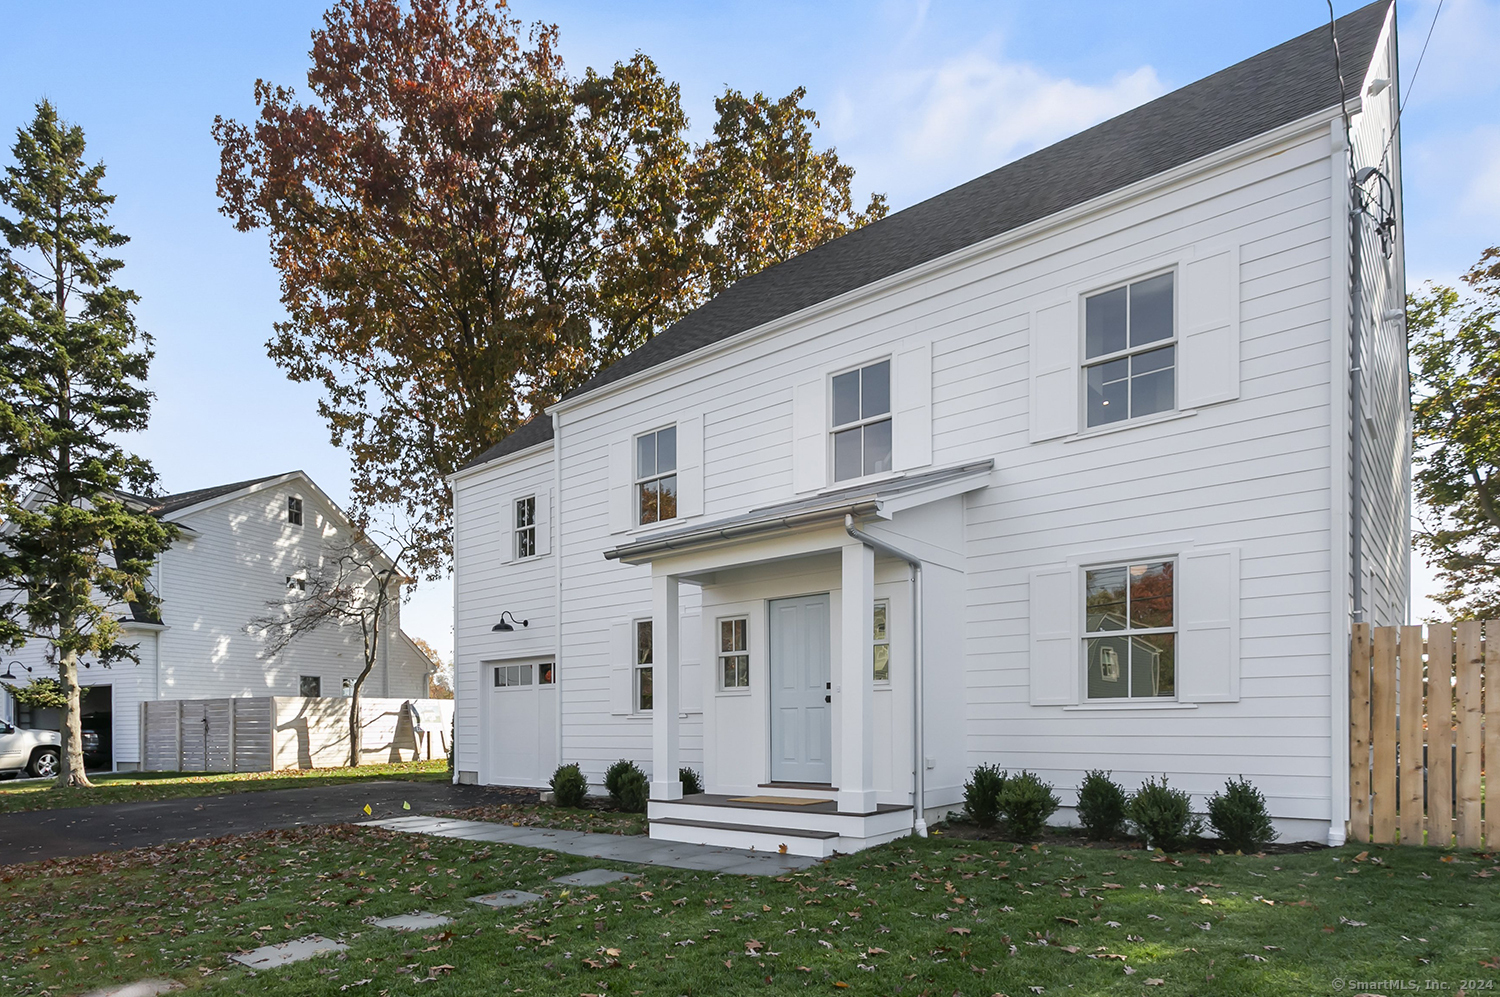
[603,459,993,565]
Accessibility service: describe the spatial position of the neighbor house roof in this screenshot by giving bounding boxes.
[120,473,290,517]
[463,1,1389,472]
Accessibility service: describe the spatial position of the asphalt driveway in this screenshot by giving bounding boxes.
[0,780,492,864]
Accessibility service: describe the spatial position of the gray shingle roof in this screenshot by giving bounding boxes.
[118,473,292,517]
[464,1,1389,472]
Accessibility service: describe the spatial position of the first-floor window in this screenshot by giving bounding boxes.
[719,617,749,689]
[514,496,537,558]
[1084,560,1175,699]
[539,662,555,685]
[872,600,890,682]
[635,620,653,711]
[300,675,321,697]
[493,663,534,687]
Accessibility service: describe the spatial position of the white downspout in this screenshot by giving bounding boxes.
[552,412,565,775]
[844,515,927,838]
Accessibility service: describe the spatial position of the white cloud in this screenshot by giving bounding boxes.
[830,41,1163,207]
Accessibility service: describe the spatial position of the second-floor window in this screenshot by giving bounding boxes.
[1084,272,1175,428]
[831,359,891,482]
[300,675,321,696]
[287,496,303,525]
[636,426,677,525]
[514,496,536,558]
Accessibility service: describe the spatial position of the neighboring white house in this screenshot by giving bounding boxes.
[450,1,1408,854]
[2,471,434,770]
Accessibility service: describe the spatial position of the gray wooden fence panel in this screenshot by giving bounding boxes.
[233,698,273,772]
[142,701,180,771]
[179,700,208,772]
[205,699,233,772]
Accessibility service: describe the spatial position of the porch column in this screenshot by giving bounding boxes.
[650,572,682,800]
[838,541,877,814]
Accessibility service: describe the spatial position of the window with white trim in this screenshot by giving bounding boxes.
[1083,272,1175,428]
[635,620,653,711]
[493,663,534,687]
[299,675,321,696]
[831,359,891,482]
[872,600,891,682]
[1084,560,1175,699]
[718,617,748,690]
[539,662,555,685]
[514,496,537,558]
[287,496,304,525]
[635,427,677,525]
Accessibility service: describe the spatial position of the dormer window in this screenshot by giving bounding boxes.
[287,496,304,525]
[831,359,891,482]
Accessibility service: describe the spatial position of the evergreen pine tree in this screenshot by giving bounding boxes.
[0,101,174,787]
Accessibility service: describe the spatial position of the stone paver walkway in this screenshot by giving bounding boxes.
[359,815,820,875]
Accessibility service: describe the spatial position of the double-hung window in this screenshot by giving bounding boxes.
[872,600,891,682]
[719,617,749,690]
[831,359,891,482]
[1084,560,1175,699]
[1083,272,1175,428]
[636,427,677,525]
[287,496,304,525]
[635,620,654,711]
[514,496,537,558]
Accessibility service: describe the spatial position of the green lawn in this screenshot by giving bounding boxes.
[0,759,449,813]
[1,821,1496,997]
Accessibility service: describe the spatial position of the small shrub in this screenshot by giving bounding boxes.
[963,763,1008,828]
[604,759,642,803]
[1207,776,1278,852]
[1127,775,1203,850]
[679,766,703,796]
[1076,769,1128,840]
[999,770,1060,842]
[616,767,650,813]
[550,763,587,809]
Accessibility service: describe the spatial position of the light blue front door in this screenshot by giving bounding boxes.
[769,594,832,784]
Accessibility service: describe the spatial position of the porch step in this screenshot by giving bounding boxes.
[652,818,837,840]
[649,818,841,858]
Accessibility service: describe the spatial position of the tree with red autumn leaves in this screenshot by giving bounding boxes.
[214,0,885,575]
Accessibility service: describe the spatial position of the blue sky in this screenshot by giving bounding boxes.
[1,1,1492,655]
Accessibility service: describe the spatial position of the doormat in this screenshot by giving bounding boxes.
[727,796,829,806]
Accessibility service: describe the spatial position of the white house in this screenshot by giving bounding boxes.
[2,471,434,770]
[450,2,1408,854]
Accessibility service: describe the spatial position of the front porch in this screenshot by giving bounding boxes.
[605,461,992,855]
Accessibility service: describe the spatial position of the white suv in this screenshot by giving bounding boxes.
[0,720,61,778]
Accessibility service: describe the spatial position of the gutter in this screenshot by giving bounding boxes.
[843,514,928,839]
[605,500,883,563]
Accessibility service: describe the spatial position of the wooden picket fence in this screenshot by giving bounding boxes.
[1349,621,1496,846]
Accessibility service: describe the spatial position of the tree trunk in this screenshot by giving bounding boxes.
[348,688,361,768]
[57,648,92,788]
